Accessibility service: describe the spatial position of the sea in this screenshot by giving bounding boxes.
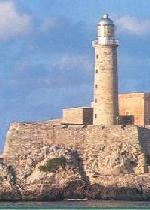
[0,201,150,210]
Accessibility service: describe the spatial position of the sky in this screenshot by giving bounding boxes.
[0,0,150,149]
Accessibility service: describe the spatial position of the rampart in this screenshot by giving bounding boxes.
[3,122,150,177]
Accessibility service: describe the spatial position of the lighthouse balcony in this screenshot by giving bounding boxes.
[92,39,119,47]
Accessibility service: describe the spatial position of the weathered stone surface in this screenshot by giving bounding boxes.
[93,44,119,125]
[84,142,145,176]
[0,145,87,201]
[119,92,150,126]
[62,107,93,125]
[3,123,149,176]
[3,122,150,200]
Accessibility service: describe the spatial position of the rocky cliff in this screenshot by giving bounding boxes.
[1,145,87,200]
[1,144,150,201]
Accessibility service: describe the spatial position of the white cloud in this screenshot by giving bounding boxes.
[52,55,91,71]
[0,1,32,40]
[116,15,150,35]
[42,17,60,31]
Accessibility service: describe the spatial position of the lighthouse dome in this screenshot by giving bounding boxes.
[98,14,114,26]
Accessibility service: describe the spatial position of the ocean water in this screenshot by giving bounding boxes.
[0,201,150,210]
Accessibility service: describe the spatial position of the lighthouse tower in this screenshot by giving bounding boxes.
[92,14,119,125]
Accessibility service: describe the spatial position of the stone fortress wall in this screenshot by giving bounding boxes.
[3,121,150,179]
[144,93,150,125]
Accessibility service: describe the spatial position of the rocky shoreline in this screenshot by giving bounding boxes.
[1,145,150,201]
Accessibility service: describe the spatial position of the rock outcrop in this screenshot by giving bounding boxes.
[84,141,146,176]
[2,144,150,200]
[1,144,150,201]
[0,145,87,201]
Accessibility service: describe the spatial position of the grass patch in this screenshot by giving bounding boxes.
[0,176,3,185]
[39,157,66,173]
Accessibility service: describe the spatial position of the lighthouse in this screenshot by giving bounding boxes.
[92,14,119,125]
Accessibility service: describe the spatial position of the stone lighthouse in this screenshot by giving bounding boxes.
[92,14,119,125]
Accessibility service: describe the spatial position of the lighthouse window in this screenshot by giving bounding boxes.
[95,114,97,118]
[96,69,98,73]
[95,98,97,103]
[95,84,98,88]
[96,54,98,59]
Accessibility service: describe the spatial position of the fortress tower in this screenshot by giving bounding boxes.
[92,14,119,125]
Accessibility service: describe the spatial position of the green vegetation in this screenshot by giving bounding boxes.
[7,165,16,185]
[0,176,3,185]
[0,176,3,182]
[39,158,66,173]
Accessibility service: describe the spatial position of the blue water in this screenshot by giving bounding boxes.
[0,201,150,209]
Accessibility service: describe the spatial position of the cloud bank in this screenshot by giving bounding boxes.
[117,15,150,35]
[0,1,31,40]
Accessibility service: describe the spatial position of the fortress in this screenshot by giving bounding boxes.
[2,15,150,195]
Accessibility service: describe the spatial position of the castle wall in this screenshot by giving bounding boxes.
[3,122,148,176]
[85,125,138,145]
[62,108,84,124]
[83,108,93,124]
[53,125,86,150]
[3,122,54,166]
[84,125,147,175]
[144,93,150,125]
[119,93,144,125]
[3,122,86,165]
[62,107,93,125]
[138,126,150,163]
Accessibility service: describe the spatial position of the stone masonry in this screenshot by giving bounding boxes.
[93,45,119,125]
[62,107,93,125]
[3,122,149,179]
[119,92,150,126]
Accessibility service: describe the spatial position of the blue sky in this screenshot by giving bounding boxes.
[0,0,150,149]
